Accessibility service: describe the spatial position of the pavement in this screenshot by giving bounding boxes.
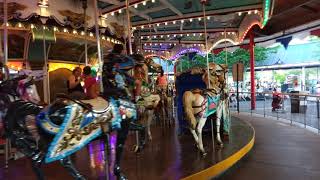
[218,113,320,180]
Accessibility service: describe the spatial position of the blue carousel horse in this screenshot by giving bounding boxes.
[3,55,146,180]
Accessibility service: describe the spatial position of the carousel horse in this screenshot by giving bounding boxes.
[182,63,229,156]
[132,56,161,141]
[3,61,141,180]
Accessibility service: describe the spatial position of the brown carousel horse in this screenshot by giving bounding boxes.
[182,63,229,156]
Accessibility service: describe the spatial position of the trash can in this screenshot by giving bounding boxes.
[290,91,307,114]
[290,91,299,113]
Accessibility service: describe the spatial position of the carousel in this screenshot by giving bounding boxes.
[0,0,272,179]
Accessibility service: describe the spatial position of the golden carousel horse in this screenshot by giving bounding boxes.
[182,63,230,156]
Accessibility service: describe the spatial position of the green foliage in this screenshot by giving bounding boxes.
[175,46,279,74]
[274,73,286,84]
[213,46,278,68]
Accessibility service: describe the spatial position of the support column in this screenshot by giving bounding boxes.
[301,66,305,91]
[250,32,256,110]
[3,0,8,65]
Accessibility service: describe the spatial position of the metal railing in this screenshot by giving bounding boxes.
[229,91,320,133]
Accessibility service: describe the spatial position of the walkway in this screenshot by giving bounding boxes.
[219,113,320,180]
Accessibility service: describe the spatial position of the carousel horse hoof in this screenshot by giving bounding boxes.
[114,165,127,180]
[201,151,207,157]
[76,175,86,180]
[217,142,224,148]
[133,145,140,153]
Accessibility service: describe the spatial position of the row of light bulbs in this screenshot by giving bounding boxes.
[141,33,204,39]
[1,22,122,44]
[103,0,156,18]
[133,10,260,29]
[139,31,237,40]
[143,43,204,47]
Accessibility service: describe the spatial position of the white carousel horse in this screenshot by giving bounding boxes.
[182,63,229,156]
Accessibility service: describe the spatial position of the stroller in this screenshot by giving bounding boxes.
[272,93,283,111]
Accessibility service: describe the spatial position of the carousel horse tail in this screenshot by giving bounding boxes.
[182,91,197,129]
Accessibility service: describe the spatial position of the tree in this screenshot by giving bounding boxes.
[212,46,278,68]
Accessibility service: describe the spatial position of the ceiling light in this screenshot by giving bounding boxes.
[238,12,242,16]
[165,22,168,25]
[111,12,115,16]
[118,9,122,13]
[198,18,201,21]
[254,10,258,14]
[248,11,252,15]
[143,1,146,6]
[207,16,211,20]
[152,0,155,3]
[189,18,193,22]
[134,4,138,8]
[141,25,144,29]
[173,21,176,24]
[181,20,184,23]
[157,23,160,26]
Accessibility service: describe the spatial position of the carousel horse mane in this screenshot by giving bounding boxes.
[0,75,28,96]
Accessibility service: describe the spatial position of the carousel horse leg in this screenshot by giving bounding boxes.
[114,119,130,180]
[14,136,45,180]
[147,109,153,140]
[223,100,231,137]
[31,151,46,180]
[129,122,146,153]
[60,156,86,180]
[189,128,199,149]
[196,117,207,156]
[216,103,224,147]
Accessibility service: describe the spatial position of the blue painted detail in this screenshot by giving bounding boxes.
[80,113,95,128]
[205,95,220,118]
[45,105,74,163]
[36,111,60,135]
[109,98,122,130]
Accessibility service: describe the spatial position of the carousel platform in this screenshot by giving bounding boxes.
[0,117,254,180]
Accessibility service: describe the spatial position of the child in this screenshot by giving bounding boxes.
[113,67,132,99]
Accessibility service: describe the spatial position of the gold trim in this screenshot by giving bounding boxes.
[181,120,255,180]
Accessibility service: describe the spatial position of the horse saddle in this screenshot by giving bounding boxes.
[81,97,109,114]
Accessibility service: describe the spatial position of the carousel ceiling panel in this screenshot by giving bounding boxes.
[147,8,177,19]
[167,0,262,14]
[258,0,320,35]
[132,15,146,22]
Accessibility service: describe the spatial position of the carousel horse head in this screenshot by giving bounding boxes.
[216,64,228,85]
[202,63,220,93]
[17,75,41,104]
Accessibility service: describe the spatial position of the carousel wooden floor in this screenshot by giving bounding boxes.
[0,118,254,180]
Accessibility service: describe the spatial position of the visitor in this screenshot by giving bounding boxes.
[0,62,9,82]
[83,66,99,99]
[67,67,85,99]
[156,68,168,92]
[102,44,135,100]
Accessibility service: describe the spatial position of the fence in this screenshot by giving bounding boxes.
[229,91,320,133]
